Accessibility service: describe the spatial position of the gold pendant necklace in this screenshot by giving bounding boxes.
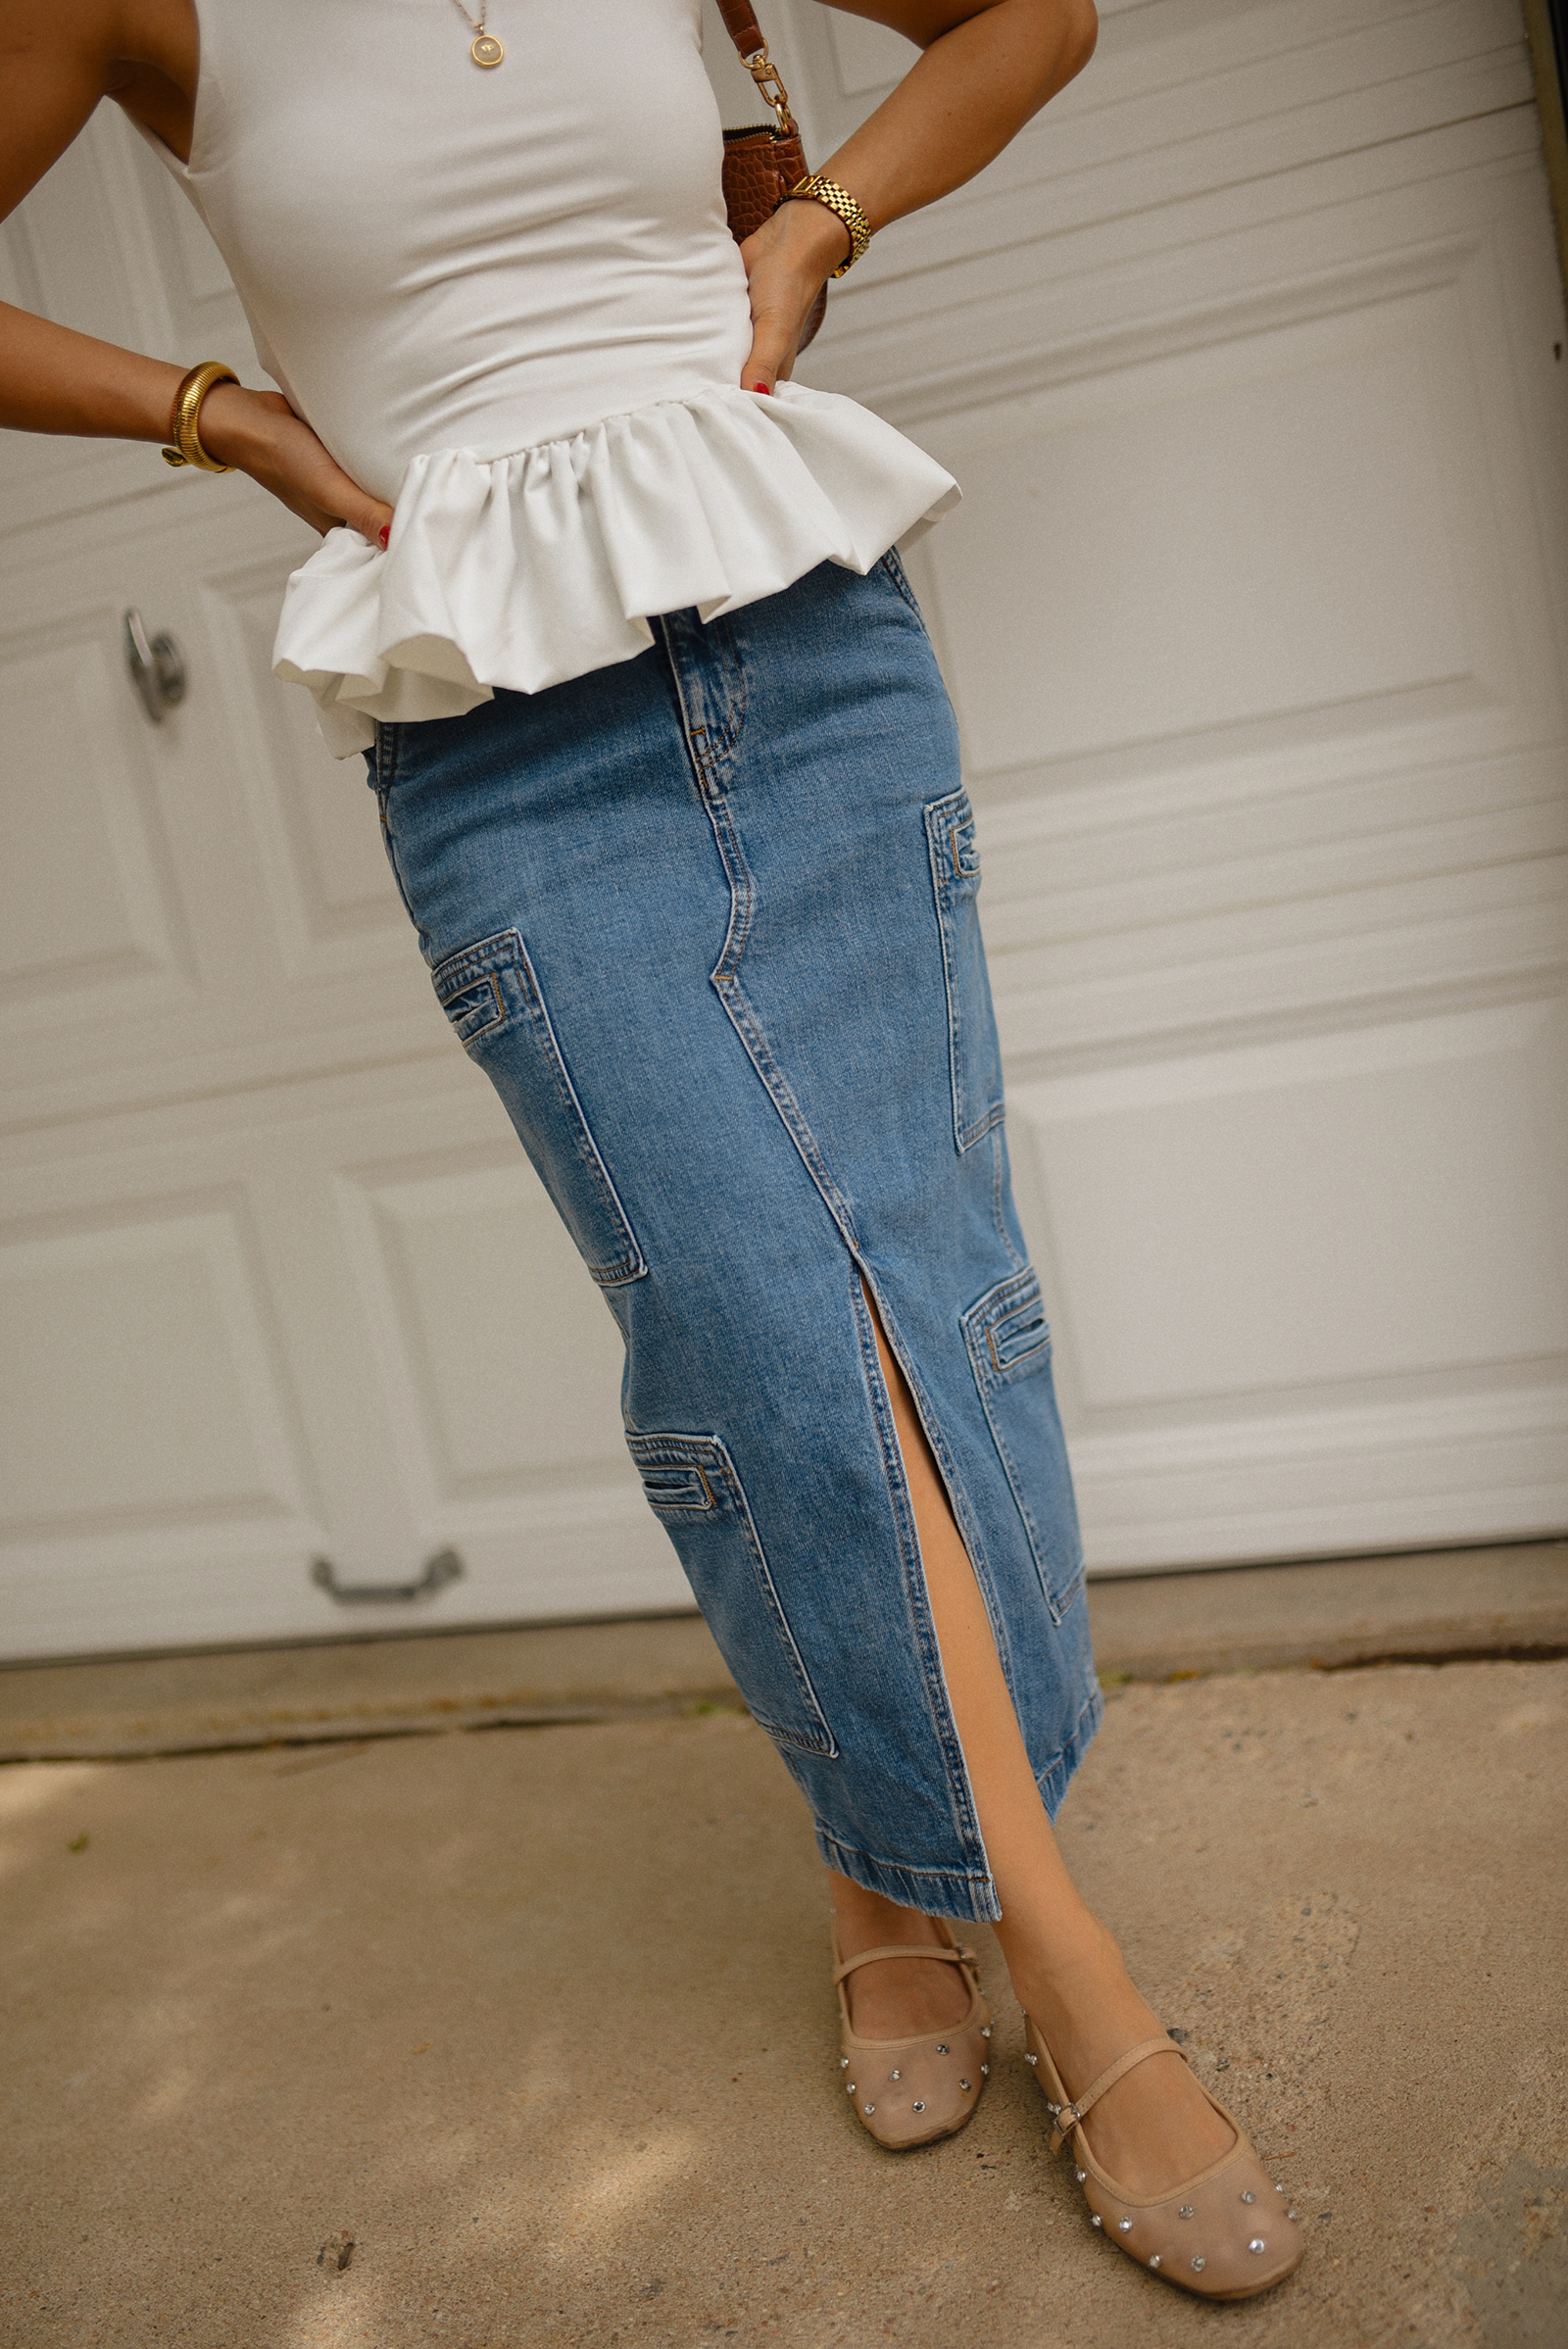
[447,0,504,66]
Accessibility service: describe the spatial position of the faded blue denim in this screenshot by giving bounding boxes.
[368,552,1100,1921]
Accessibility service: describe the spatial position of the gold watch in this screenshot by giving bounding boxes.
[785,173,871,277]
[162,362,240,472]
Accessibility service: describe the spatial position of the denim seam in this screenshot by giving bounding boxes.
[624,1429,838,1758]
[812,1826,999,1923]
[703,788,758,983]
[432,929,648,1287]
[375,720,399,795]
[701,789,862,1250]
[990,1125,1025,1272]
[879,544,927,630]
[715,977,861,1251]
[857,1269,1026,1706]
[656,612,746,795]
[924,790,1004,1154]
[961,1270,1083,1622]
[376,784,420,932]
[1031,1681,1103,1815]
[697,616,746,774]
[815,1834,994,1891]
[652,620,860,1248]
[849,1269,992,1884]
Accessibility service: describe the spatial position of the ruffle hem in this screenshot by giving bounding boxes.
[272,379,960,757]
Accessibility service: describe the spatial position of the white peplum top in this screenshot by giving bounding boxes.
[137,0,960,755]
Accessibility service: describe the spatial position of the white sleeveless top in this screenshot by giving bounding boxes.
[138,0,958,754]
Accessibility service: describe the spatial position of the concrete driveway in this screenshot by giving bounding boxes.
[4,1658,1565,2348]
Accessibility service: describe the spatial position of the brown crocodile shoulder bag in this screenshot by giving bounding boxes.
[715,0,829,351]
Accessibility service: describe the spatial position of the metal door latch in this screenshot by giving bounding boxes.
[122,609,186,722]
[310,1547,465,1605]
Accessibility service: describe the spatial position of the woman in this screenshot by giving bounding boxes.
[1,0,1301,2302]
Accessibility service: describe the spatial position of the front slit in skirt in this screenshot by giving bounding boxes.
[368,550,1101,1922]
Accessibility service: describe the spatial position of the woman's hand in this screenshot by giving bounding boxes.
[738,200,852,393]
[198,383,394,545]
[737,0,1098,388]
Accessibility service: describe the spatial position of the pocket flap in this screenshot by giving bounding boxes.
[962,1267,1053,1384]
[637,1465,714,1513]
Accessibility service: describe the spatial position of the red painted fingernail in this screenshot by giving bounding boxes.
[377,523,390,550]
[751,382,771,395]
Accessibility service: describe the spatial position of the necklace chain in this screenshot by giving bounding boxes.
[448,0,487,30]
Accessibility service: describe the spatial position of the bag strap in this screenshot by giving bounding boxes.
[715,0,766,57]
[715,0,797,132]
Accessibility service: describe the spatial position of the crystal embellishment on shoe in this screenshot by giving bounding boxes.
[1020,2013,1306,2303]
[832,1921,992,2151]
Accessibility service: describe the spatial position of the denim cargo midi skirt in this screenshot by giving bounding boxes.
[369,551,1101,1921]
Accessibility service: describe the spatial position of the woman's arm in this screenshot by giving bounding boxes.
[739,0,1098,390]
[0,0,392,540]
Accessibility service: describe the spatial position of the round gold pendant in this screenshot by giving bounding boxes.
[470,31,504,65]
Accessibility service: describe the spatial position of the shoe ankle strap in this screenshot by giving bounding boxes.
[832,1942,975,1985]
[1045,2034,1185,2147]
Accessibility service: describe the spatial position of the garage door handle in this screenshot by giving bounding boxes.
[310,1547,465,1604]
[122,609,186,722]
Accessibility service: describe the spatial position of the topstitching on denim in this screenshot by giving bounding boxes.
[659,605,863,1253]
[879,542,927,627]
[925,787,1005,1154]
[848,1268,993,1882]
[989,1125,1027,1273]
[655,609,746,795]
[372,734,423,934]
[961,1266,1085,1622]
[368,559,1097,1917]
[430,927,647,1288]
[625,1430,837,1758]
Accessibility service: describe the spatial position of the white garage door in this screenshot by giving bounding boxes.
[2,0,1564,1658]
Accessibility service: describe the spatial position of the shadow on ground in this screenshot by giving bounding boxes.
[3,1660,1564,2348]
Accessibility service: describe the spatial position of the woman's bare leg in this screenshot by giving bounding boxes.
[827,1878,973,2037]
[829,1289,1234,2195]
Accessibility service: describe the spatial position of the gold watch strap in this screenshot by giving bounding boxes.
[162,362,239,472]
[785,173,871,277]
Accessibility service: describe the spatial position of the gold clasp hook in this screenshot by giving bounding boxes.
[743,44,796,135]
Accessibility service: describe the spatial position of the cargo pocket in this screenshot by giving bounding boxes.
[961,1267,1085,1623]
[925,788,1004,1152]
[432,929,646,1289]
[626,1432,837,1758]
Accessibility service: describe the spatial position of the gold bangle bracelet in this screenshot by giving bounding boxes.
[784,173,871,277]
[161,361,239,472]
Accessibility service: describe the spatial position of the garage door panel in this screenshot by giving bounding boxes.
[335,1150,635,1508]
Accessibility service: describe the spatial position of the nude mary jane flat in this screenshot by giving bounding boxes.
[833,1920,992,2150]
[1023,2016,1304,2300]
